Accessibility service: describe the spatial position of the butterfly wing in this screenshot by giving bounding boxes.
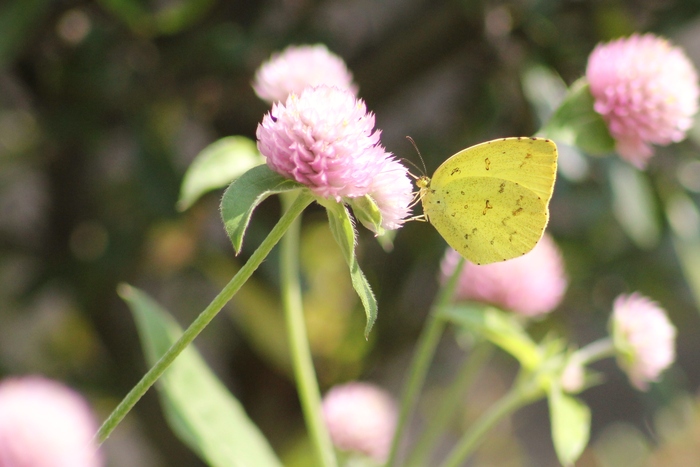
[423,137,557,264]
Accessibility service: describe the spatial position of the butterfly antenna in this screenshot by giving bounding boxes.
[401,158,424,180]
[406,136,428,175]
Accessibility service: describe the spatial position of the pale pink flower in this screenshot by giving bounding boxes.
[322,382,397,463]
[253,44,357,103]
[257,85,392,201]
[586,33,699,168]
[441,233,567,316]
[367,158,414,231]
[0,376,102,467]
[611,293,676,391]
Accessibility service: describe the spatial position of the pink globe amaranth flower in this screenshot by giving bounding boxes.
[257,85,394,202]
[0,376,102,467]
[252,44,357,103]
[367,158,414,231]
[322,382,397,463]
[611,293,676,391]
[586,33,699,168]
[441,233,567,316]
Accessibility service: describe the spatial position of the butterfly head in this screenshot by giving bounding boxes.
[415,175,431,190]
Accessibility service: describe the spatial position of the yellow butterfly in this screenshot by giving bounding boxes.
[417,137,558,265]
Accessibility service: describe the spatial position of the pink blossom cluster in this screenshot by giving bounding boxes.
[0,376,102,467]
[441,233,567,316]
[322,382,397,463]
[586,33,699,168]
[254,46,413,232]
[253,44,357,103]
[611,293,676,390]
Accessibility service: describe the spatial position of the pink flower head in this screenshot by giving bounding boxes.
[611,293,676,391]
[441,233,567,316]
[0,376,102,467]
[322,382,397,463]
[253,44,357,103]
[367,158,414,231]
[257,85,395,201]
[586,33,699,168]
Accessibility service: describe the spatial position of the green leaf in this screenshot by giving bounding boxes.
[540,78,615,155]
[96,0,215,35]
[152,0,215,35]
[119,284,282,467]
[220,164,304,254]
[178,136,265,211]
[347,195,384,236]
[441,305,541,369]
[0,0,51,68]
[95,0,151,34]
[548,385,591,466]
[609,159,661,250]
[323,200,378,337]
[667,191,700,310]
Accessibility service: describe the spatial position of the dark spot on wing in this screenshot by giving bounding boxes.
[482,200,493,215]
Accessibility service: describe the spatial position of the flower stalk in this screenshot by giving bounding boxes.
[575,338,615,365]
[387,256,465,466]
[439,373,544,467]
[407,342,493,467]
[95,190,314,444]
[280,193,338,467]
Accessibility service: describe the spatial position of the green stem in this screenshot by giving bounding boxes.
[439,378,543,467]
[95,190,314,444]
[576,338,615,365]
[407,342,493,467]
[279,193,338,467]
[387,256,466,467]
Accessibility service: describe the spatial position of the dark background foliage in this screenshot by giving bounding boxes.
[3,0,700,465]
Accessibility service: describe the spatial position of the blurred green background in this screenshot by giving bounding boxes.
[3,0,700,466]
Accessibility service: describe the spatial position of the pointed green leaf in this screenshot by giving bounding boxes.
[178,136,265,211]
[220,164,304,254]
[548,385,591,467]
[119,284,282,467]
[609,159,661,250]
[540,78,615,155]
[323,201,378,337]
[441,305,541,369]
